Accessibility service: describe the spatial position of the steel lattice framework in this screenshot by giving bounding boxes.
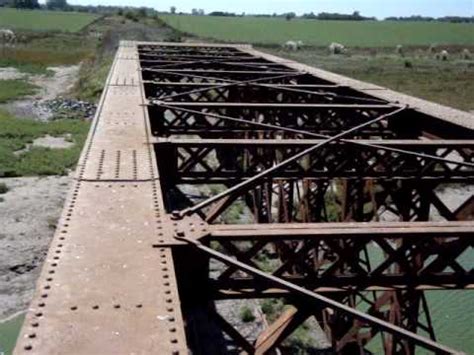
[15,42,473,355]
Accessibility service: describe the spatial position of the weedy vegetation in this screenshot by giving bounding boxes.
[0,182,8,194]
[239,306,256,323]
[0,80,38,103]
[267,48,474,111]
[0,110,90,177]
[0,32,98,75]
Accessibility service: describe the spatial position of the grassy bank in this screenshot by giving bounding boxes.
[0,32,98,75]
[72,53,113,102]
[0,8,99,32]
[0,80,38,103]
[161,15,474,47]
[0,110,90,177]
[264,48,474,111]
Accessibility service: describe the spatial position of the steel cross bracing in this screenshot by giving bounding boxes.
[14,42,473,355]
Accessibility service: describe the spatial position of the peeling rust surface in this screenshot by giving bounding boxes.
[14,41,187,355]
[14,41,473,355]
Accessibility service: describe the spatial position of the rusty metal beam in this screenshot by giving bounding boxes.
[176,237,460,355]
[176,107,406,217]
[15,42,473,355]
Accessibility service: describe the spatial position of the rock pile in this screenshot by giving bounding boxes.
[39,99,97,120]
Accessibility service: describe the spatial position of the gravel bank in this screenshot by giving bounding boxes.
[0,176,72,321]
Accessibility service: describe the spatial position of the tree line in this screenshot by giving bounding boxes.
[2,1,473,23]
[2,0,67,10]
[385,15,473,23]
[182,9,473,23]
[1,0,156,16]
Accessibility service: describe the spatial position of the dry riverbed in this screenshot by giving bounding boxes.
[0,64,80,323]
[0,65,81,121]
[0,175,72,320]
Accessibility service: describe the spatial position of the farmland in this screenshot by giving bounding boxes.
[0,8,99,32]
[161,15,474,47]
[267,48,474,111]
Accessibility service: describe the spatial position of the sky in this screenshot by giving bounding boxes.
[41,0,474,19]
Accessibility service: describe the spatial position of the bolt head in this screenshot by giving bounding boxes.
[170,210,181,220]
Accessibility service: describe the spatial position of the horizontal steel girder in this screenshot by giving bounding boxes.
[155,139,474,181]
[202,221,474,293]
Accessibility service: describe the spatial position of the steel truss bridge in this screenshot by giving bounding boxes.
[14,42,473,355]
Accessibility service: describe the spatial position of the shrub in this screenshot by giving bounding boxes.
[239,306,255,323]
[0,183,8,194]
[164,32,183,43]
[283,324,315,353]
[124,11,138,22]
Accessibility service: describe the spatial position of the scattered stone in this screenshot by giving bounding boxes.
[0,67,26,81]
[32,135,74,149]
[0,65,84,121]
[40,98,97,120]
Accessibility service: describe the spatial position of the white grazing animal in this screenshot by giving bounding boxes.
[284,40,303,51]
[0,29,16,47]
[329,42,345,54]
[440,49,449,61]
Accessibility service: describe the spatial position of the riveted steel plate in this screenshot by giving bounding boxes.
[14,41,187,355]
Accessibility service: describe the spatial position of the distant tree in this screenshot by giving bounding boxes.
[170,6,176,14]
[384,15,472,23]
[302,12,317,19]
[208,11,236,17]
[117,8,123,16]
[46,0,67,10]
[285,12,296,21]
[12,0,39,8]
[316,11,374,21]
[138,7,147,17]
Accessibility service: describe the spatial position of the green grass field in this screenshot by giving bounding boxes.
[0,8,99,32]
[161,15,474,47]
[269,48,474,111]
[0,80,38,103]
[0,109,90,177]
